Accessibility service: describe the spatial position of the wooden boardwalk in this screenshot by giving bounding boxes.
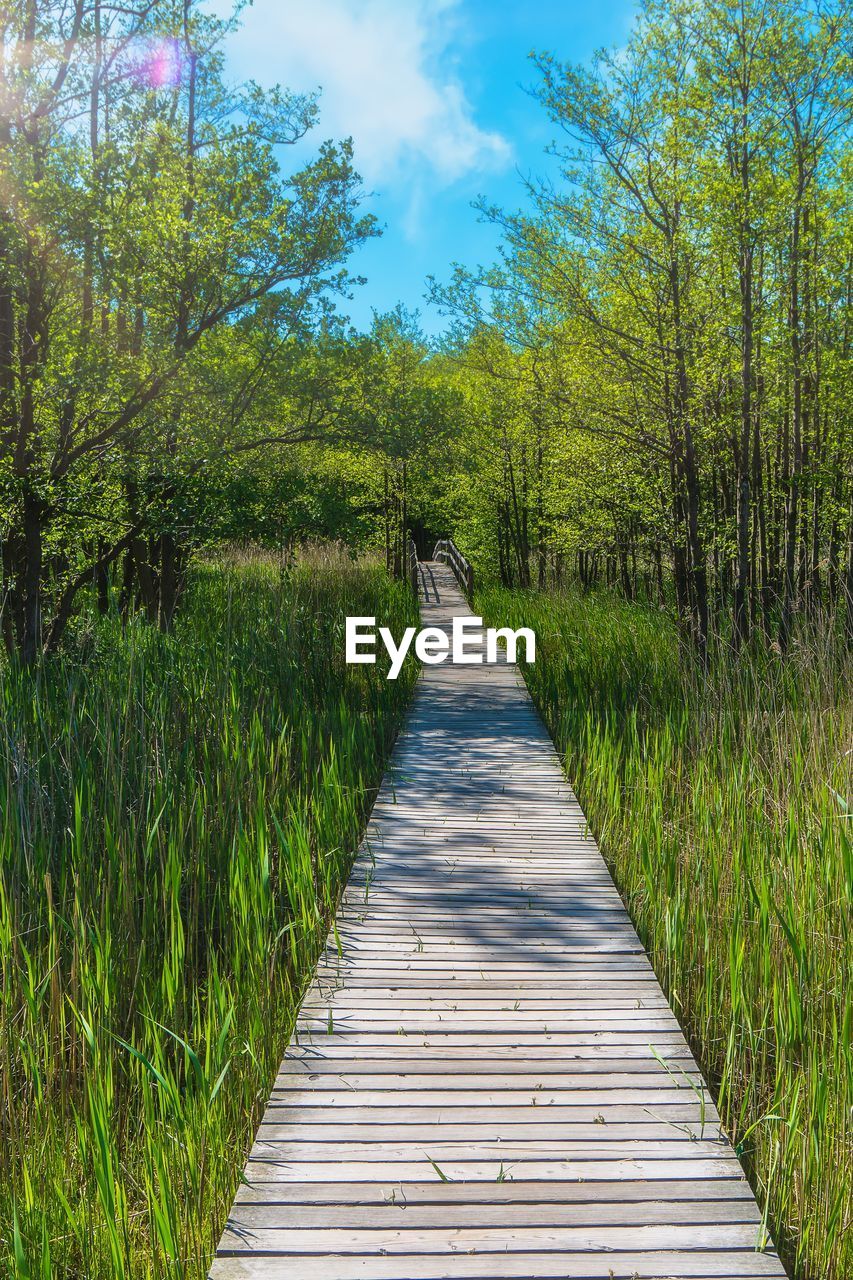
[210,563,787,1279]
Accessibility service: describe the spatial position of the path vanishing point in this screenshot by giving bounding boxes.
[210,561,787,1280]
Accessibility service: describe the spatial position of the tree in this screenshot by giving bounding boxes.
[431,0,853,657]
[0,0,375,660]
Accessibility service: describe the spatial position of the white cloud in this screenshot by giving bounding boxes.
[226,0,512,186]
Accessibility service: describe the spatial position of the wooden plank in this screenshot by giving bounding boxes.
[284,1046,698,1061]
[260,1106,719,1126]
[211,1256,783,1279]
[218,1222,770,1253]
[290,1035,695,1050]
[294,1016,684,1030]
[275,1057,696,1074]
[318,951,653,961]
[225,1199,762,1226]
[255,1122,720,1141]
[272,1062,704,1085]
[298,993,671,1003]
[307,987,666,997]
[262,1091,713,1109]
[333,917,635,928]
[305,989,669,1000]
[248,1139,735,1162]
[210,562,783,1279]
[241,1157,750,1182]
[315,962,659,974]
[231,1179,758,1205]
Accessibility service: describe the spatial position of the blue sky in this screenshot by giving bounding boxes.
[222,0,638,333]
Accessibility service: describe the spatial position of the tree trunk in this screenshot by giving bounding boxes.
[158,530,183,631]
[383,467,390,572]
[20,487,44,665]
[96,539,110,614]
[840,254,853,629]
[780,191,806,653]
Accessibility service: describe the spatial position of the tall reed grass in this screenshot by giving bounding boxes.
[0,547,418,1278]
[480,585,852,1279]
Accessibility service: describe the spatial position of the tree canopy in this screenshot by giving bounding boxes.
[1,0,850,663]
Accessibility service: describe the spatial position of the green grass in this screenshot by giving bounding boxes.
[0,547,418,1278]
[480,585,852,1280]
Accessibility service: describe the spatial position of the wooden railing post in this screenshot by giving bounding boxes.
[405,533,419,598]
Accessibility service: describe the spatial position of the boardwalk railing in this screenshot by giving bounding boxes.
[433,537,474,599]
[405,533,420,597]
